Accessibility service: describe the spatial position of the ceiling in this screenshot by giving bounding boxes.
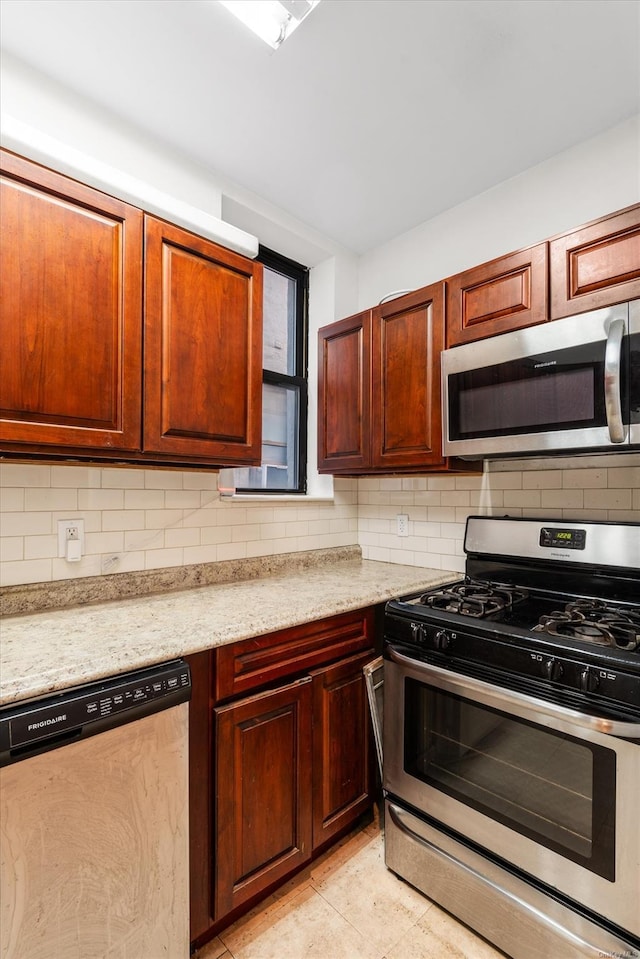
[1,0,639,254]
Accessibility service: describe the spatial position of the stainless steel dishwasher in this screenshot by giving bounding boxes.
[0,659,191,959]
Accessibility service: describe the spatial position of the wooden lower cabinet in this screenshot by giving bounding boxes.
[187,609,377,950]
[214,677,313,918]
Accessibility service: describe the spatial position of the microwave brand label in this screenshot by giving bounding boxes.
[533,360,557,368]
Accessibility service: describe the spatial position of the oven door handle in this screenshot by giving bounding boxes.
[388,648,640,740]
[604,317,626,444]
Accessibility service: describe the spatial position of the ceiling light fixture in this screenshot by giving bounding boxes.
[218,0,321,50]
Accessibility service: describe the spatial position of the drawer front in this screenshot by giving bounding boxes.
[214,608,375,701]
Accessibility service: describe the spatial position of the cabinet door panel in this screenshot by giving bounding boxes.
[0,150,143,450]
[550,206,640,318]
[372,283,445,469]
[312,651,375,850]
[317,311,371,472]
[215,678,313,918]
[447,244,548,345]
[144,216,262,463]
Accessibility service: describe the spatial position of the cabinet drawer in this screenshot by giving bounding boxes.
[214,608,375,701]
[550,205,640,318]
[446,243,548,346]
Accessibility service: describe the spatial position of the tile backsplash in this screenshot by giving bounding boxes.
[1,458,638,587]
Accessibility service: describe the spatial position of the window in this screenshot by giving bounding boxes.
[232,246,308,494]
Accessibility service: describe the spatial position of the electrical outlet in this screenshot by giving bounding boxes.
[58,519,85,558]
[396,513,409,537]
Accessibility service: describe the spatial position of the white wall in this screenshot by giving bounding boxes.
[358,116,640,308]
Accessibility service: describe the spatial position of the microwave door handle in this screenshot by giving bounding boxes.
[604,318,626,443]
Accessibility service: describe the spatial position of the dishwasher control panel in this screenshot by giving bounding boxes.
[0,660,191,762]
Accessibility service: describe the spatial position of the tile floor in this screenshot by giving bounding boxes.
[194,811,507,959]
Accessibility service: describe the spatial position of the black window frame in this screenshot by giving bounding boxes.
[234,245,309,495]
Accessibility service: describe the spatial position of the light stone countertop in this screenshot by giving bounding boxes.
[0,559,455,707]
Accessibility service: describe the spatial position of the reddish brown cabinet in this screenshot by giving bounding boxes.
[446,243,548,346]
[187,608,377,949]
[317,309,371,472]
[0,151,263,468]
[550,204,640,318]
[0,149,143,451]
[318,284,474,474]
[143,216,262,465]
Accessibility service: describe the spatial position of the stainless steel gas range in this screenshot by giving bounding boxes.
[383,516,640,959]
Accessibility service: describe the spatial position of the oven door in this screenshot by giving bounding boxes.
[383,647,640,938]
[442,302,634,458]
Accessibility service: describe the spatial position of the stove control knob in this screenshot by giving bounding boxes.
[544,658,564,682]
[580,666,600,693]
[411,623,425,645]
[434,630,450,651]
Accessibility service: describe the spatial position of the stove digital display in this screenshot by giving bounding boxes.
[539,527,586,550]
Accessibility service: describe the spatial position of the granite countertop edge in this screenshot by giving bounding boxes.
[0,552,456,708]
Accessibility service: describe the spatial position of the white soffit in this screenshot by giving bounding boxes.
[1,115,259,259]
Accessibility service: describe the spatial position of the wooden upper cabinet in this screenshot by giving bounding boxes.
[550,205,640,318]
[372,283,445,469]
[143,216,263,463]
[0,150,143,450]
[446,243,548,346]
[317,310,371,472]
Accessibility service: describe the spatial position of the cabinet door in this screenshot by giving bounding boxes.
[311,650,375,851]
[550,205,640,318]
[143,216,262,464]
[0,150,143,451]
[446,243,548,346]
[317,310,371,472]
[372,283,445,470]
[214,677,313,919]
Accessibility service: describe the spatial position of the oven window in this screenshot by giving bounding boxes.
[404,680,616,880]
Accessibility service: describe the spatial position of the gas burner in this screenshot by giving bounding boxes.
[419,581,528,619]
[534,602,640,650]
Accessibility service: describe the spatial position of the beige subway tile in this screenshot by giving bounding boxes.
[522,471,562,489]
[1,537,23,562]
[101,551,146,575]
[0,464,50,487]
[200,526,232,546]
[78,488,124,511]
[607,467,640,488]
[427,477,456,490]
[0,487,24,511]
[362,545,391,562]
[388,546,415,564]
[165,490,203,510]
[380,478,403,491]
[101,468,145,489]
[605,509,640,523]
[541,490,584,509]
[125,489,165,510]
[454,476,484,490]
[217,542,248,562]
[184,471,218,491]
[103,510,146,532]
[51,465,102,488]
[562,468,606,489]
[484,472,522,490]
[504,491,542,509]
[25,488,78,511]
[441,522,466,540]
[24,534,57,560]
[426,537,458,555]
[123,528,163,552]
[561,509,609,521]
[144,508,184,529]
[425,506,456,522]
[402,478,427,491]
[584,489,632,510]
[440,491,470,507]
[1,512,52,536]
[1,558,52,587]
[260,522,288,539]
[144,548,184,570]
[244,507,276,525]
[284,521,309,538]
[183,544,219,564]
[414,491,442,506]
[633,489,640,511]
[88,531,126,554]
[165,527,201,549]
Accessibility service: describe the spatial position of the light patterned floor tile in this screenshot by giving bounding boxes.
[385,900,508,959]
[219,884,380,959]
[311,829,432,953]
[192,935,229,959]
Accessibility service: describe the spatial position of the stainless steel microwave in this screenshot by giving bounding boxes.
[442,300,639,458]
